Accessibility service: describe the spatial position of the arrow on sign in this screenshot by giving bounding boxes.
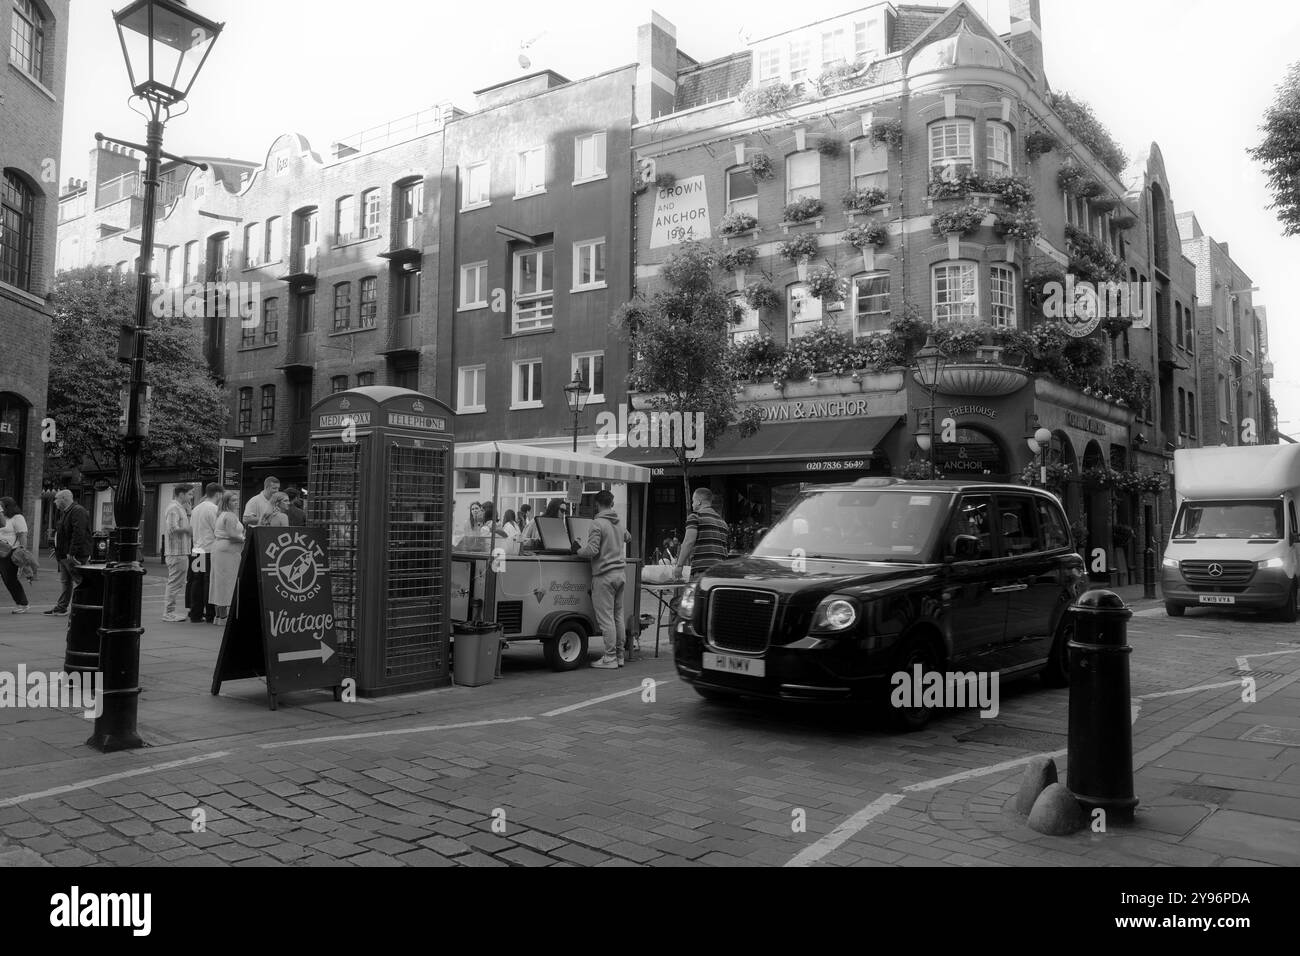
[277,641,335,665]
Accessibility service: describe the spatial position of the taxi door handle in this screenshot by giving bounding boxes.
[990,584,1028,593]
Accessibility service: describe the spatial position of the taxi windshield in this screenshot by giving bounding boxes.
[752,489,953,562]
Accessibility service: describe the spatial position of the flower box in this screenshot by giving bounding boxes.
[781,217,825,234]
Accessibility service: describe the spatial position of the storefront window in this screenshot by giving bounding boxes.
[0,394,27,502]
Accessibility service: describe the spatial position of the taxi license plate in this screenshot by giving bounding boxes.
[1199,595,1236,605]
[704,652,765,677]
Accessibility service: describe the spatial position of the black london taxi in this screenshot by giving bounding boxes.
[673,479,1086,728]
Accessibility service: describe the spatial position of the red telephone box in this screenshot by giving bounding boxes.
[307,386,455,695]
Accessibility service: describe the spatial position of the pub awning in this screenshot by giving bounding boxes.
[606,416,904,476]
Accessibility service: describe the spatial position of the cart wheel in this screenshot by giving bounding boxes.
[543,622,589,671]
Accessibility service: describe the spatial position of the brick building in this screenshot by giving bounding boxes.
[616,1,1215,575]
[1,0,69,534]
[1178,212,1274,446]
[58,64,640,544]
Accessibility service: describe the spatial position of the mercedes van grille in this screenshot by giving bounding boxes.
[1180,560,1256,587]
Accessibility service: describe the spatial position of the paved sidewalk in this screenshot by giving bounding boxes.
[3,567,1298,867]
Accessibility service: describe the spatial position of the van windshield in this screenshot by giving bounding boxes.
[1173,500,1282,540]
[752,489,953,562]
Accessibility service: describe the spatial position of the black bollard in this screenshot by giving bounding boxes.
[1067,589,1138,824]
[63,564,107,676]
[1143,544,1156,600]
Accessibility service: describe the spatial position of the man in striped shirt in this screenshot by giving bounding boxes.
[676,487,729,578]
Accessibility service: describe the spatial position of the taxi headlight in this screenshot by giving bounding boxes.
[677,584,697,618]
[811,597,858,632]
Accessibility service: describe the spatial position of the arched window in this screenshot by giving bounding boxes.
[932,262,978,324]
[1,170,36,290]
[244,222,262,268]
[10,0,45,82]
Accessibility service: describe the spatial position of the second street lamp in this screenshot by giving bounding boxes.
[913,335,949,479]
[90,0,223,753]
[563,372,590,453]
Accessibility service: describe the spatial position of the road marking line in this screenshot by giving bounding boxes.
[0,752,231,808]
[259,716,534,749]
[785,794,905,867]
[540,679,677,717]
[1137,680,1241,701]
[900,750,1068,793]
[1241,647,1300,662]
[786,749,1068,867]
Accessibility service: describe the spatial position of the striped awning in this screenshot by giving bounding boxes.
[454,441,652,484]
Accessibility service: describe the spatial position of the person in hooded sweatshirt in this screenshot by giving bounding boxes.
[572,489,632,669]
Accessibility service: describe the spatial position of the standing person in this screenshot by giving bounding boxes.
[676,487,728,580]
[45,490,91,616]
[525,498,564,542]
[572,489,632,669]
[210,492,246,626]
[161,484,193,622]
[285,488,307,527]
[479,502,509,544]
[242,476,280,530]
[263,492,290,527]
[464,501,484,538]
[0,497,30,613]
[517,504,534,539]
[187,482,222,624]
[500,509,521,555]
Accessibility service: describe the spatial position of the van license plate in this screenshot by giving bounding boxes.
[704,653,765,677]
[1199,595,1235,605]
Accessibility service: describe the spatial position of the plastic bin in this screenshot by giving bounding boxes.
[452,621,502,687]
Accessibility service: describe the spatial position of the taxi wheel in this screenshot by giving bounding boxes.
[1041,616,1072,687]
[1276,580,1298,623]
[889,636,941,732]
[543,622,589,672]
[694,686,737,704]
[1165,602,1185,618]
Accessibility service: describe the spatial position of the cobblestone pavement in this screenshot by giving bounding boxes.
[2,573,1299,866]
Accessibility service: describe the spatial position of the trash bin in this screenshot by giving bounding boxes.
[452,621,502,687]
[64,564,107,676]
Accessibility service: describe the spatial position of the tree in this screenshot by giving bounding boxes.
[1250,62,1300,237]
[617,243,762,509]
[45,266,228,481]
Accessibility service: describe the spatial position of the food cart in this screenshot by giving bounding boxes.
[451,441,651,671]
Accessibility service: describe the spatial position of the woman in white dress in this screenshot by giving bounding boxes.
[210,491,245,624]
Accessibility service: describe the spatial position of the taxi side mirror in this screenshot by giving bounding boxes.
[950,534,979,561]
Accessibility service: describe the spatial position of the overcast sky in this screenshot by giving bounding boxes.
[58,0,1300,433]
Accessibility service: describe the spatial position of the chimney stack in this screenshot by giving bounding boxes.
[1008,0,1044,90]
[635,11,678,124]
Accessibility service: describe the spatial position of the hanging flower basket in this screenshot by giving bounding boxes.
[869,119,904,151]
[806,267,846,303]
[931,203,985,237]
[718,246,758,273]
[844,221,888,249]
[777,232,821,263]
[1024,130,1058,159]
[653,172,677,191]
[816,137,843,158]
[749,152,775,182]
[743,281,782,313]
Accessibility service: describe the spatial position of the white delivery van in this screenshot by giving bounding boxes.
[1161,444,1300,620]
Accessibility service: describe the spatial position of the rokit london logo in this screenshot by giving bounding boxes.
[50,887,151,936]
[261,530,327,604]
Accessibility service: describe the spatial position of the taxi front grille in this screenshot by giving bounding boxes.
[707,588,777,654]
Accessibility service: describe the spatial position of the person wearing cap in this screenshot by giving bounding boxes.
[161,483,194,622]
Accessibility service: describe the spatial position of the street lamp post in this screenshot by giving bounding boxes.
[913,336,949,478]
[89,0,222,753]
[562,372,590,453]
[1027,426,1053,487]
